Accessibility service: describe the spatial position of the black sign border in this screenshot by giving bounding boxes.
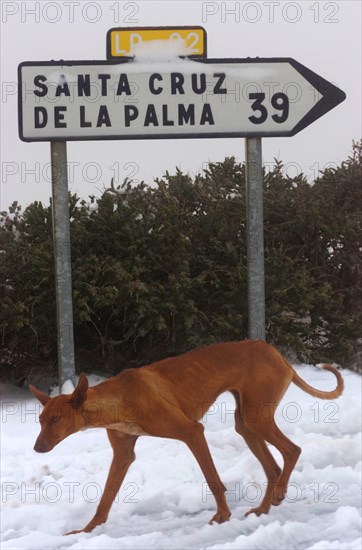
[18,57,346,143]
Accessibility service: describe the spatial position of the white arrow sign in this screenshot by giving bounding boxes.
[18,58,345,142]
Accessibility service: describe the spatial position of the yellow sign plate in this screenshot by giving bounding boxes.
[107,26,207,58]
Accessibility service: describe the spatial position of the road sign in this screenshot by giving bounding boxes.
[18,58,345,142]
[107,26,207,59]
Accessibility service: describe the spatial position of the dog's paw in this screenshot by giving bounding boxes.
[64,527,92,536]
[271,494,284,506]
[244,504,270,517]
[208,510,231,524]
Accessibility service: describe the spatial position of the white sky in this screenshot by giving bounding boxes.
[1,0,361,209]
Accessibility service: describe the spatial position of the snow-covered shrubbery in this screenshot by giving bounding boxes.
[0,144,361,383]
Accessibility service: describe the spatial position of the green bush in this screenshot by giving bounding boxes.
[0,143,360,382]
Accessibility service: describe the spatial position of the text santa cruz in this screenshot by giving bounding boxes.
[32,71,228,129]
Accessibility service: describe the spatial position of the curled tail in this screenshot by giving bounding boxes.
[292,364,344,399]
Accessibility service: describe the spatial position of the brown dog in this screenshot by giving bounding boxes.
[30,340,343,535]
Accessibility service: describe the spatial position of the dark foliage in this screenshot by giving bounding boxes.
[1,143,360,383]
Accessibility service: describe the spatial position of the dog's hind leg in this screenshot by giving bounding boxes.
[148,407,232,525]
[232,391,281,516]
[241,408,301,514]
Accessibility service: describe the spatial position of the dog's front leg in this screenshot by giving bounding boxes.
[65,431,138,535]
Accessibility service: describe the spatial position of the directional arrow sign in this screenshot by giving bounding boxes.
[18,58,346,142]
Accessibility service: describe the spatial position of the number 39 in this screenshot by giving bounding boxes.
[248,92,289,124]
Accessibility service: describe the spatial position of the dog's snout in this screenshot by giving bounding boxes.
[34,442,48,453]
[33,436,53,453]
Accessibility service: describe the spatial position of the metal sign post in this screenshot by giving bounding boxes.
[245,137,265,340]
[51,141,75,388]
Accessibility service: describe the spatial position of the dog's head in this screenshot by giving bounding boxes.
[30,374,89,453]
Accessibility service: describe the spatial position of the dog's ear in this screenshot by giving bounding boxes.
[29,385,51,406]
[69,373,89,407]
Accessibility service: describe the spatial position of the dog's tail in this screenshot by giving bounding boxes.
[291,363,344,399]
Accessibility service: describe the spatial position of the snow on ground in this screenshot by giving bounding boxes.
[1,365,361,550]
